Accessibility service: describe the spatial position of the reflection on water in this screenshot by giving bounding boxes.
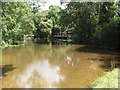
[66,56,74,66]
[89,60,97,70]
[16,60,63,88]
[1,43,119,88]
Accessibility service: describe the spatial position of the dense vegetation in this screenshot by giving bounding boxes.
[60,2,120,48]
[1,1,120,49]
[33,6,61,38]
[1,2,35,48]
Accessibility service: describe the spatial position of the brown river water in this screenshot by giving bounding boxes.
[1,43,119,88]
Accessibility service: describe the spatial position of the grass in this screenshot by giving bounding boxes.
[90,68,119,88]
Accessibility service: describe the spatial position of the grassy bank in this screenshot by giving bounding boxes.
[90,68,119,88]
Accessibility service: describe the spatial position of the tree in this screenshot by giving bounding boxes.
[60,2,99,43]
[59,2,120,48]
[2,2,35,47]
[47,6,61,35]
[33,11,53,38]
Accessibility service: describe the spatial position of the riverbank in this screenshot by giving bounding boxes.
[90,68,119,88]
[0,42,27,49]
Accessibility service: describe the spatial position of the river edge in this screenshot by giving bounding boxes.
[0,42,27,50]
[90,68,119,88]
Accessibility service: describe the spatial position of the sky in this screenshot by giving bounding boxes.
[41,0,66,10]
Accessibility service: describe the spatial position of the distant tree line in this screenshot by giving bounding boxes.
[1,1,120,49]
[59,2,120,48]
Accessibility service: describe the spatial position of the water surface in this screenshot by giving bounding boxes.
[1,43,119,88]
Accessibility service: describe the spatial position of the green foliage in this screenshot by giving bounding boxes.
[60,2,99,43]
[60,2,120,48]
[48,5,61,23]
[2,2,120,49]
[47,6,62,35]
[33,5,62,38]
[33,12,53,38]
[2,2,35,47]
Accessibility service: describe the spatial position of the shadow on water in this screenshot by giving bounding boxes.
[0,64,16,77]
[87,56,113,71]
[33,38,70,45]
[75,45,120,55]
[34,38,50,44]
[87,55,120,71]
[82,46,120,71]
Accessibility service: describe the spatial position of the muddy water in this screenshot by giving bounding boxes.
[1,43,119,88]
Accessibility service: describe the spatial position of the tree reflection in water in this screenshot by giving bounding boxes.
[16,59,64,88]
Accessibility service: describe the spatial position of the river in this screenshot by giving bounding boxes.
[1,42,119,88]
